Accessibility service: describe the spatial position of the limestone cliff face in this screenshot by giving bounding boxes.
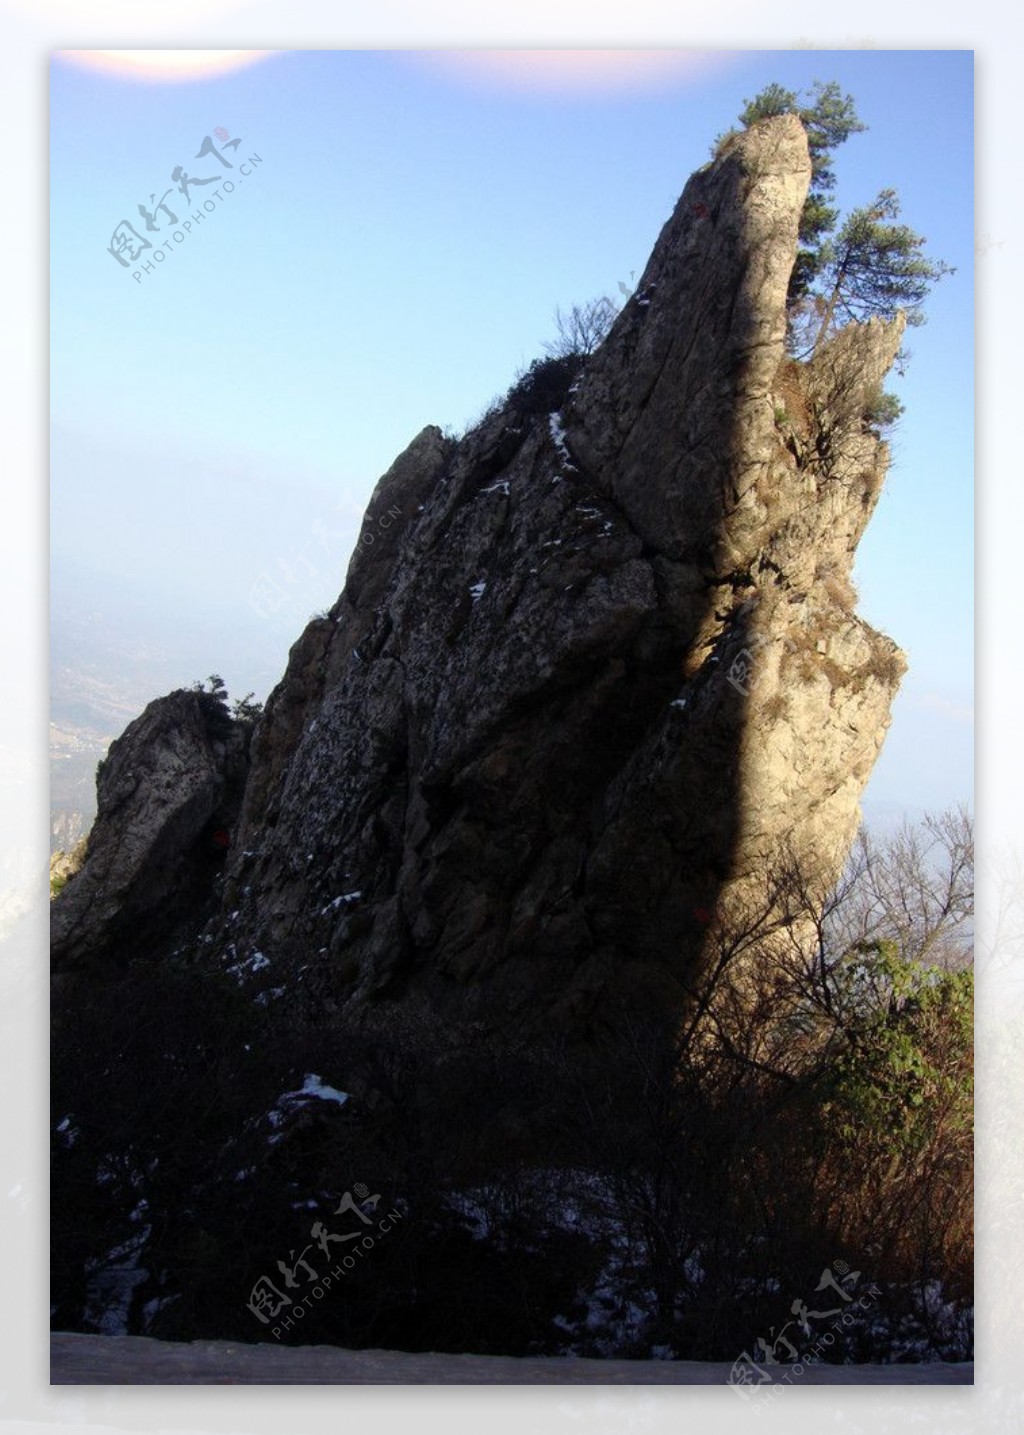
[53,115,906,1034]
[200,113,905,1032]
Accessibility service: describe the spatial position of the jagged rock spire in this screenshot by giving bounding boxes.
[54,116,906,1042]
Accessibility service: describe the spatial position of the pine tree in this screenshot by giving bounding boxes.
[734,82,954,360]
[811,188,956,352]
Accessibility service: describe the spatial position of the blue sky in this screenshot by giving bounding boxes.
[50,48,973,816]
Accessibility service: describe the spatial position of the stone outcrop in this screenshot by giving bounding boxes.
[209,114,905,1034]
[53,115,907,1038]
[50,689,251,970]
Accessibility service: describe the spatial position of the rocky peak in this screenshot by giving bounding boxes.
[50,688,252,972]
[54,115,907,1042]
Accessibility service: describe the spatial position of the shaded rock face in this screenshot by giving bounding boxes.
[53,115,906,1039]
[50,690,251,971]
[208,113,905,1035]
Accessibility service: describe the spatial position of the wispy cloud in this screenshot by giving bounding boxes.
[919,692,975,726]
[57,50,275,83]
[412,49,731,96]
